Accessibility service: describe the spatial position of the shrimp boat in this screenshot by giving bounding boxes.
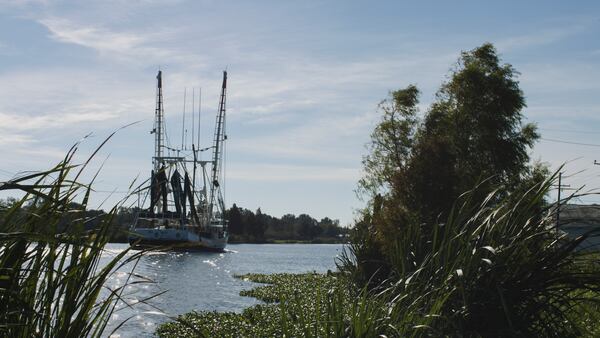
[128,70,229,251]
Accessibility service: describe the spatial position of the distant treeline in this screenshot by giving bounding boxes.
[0,198,348,243]
[226,203,348,243]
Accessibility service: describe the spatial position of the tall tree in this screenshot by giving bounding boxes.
[354,43,545,283]
[358,85,419,197]
[227,203,243,235]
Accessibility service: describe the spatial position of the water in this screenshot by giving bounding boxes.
[101,243,345,337]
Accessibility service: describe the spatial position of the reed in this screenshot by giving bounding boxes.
[0,141,146,338]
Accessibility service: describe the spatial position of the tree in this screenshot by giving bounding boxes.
[296,214,317,240]
[319,217,341,237]
[252,208,267,240]
[358,85,419,197]
[354,43,545,284]
[227,203,243,235]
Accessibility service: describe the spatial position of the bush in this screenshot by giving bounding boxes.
[340,173,600,336]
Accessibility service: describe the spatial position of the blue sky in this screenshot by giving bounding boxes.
[1,1,600,225]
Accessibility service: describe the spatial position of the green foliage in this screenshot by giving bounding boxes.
[339,172,600,337]
[0,145,145,337]
[225,205,347,242]
[353,43,547,285]
[332,43,600,336]
[359,84,419,196]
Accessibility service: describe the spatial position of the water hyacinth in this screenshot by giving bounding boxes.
[157,273,380,337]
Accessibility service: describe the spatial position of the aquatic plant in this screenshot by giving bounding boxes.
[158,273,347,337]
[0,141,147,337]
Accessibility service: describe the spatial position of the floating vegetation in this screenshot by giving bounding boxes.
[156,272,371,337]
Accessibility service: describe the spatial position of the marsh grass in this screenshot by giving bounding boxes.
[0,139,150,337]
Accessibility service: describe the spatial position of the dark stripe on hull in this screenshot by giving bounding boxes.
[129,239,226,252]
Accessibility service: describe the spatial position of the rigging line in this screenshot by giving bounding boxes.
[540,138,600,148]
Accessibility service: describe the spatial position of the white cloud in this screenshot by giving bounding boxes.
[520,62,600,93]
[0,110,120,131]
[0,132,35,146]
[40,18,145,52]
[37,17,199,65]
[0,0,49,6]
[228,163,359,182]
[496,24,586,51]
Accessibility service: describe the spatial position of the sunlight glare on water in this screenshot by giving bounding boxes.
[100,243,344,337]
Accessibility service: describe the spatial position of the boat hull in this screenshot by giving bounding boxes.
[128,228,228,252]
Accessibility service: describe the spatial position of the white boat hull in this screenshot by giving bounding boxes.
[129,228,228,251]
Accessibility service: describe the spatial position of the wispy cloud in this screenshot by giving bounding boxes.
[228,163,359,182]
[40,18,146,53]
[0,132,35,146]
[0,110,119,131]
[0,0,49,7]
[496,24,586,51]
[37,17,199,65]
[520,62,600,93]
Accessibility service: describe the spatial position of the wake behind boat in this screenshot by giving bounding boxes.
[128,70,229,251]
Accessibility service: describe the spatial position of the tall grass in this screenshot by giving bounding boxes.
[0,142,145,337]
[339,171,600,337]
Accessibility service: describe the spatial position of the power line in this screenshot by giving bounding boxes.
[540,138,600,148]
[539,128,600,135]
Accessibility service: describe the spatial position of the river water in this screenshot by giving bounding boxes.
[101,243,345,337]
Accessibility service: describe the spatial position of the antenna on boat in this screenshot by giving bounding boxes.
[197,87,202,155]
[181,88,186,151]
[192,87,202,197]
[192,88,195,153]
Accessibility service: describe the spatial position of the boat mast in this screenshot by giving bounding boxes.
[150,70,167,215]
[154,70,165,172]
[209,71,227,218]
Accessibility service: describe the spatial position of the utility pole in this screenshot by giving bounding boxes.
[554,172,570,229]
[556,172,562,228]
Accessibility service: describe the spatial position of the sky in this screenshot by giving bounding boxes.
[1,1,600,225]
